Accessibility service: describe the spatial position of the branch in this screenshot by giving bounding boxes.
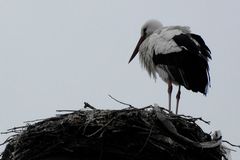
[84,102,97,110]
[24,118,46,123]
[56,110,77,112]
[108,94,135,108]
[86,117,115,137]
[222,140,240,148]
[172,114,210,125]
[137,125,154,154]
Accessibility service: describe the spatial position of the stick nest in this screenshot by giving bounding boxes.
[1,104,227,160]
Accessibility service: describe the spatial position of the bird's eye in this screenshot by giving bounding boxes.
[143,28,147,34]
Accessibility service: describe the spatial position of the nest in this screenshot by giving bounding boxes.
[1,103,227,160]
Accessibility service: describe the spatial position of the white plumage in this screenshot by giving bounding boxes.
[129,20,211,114]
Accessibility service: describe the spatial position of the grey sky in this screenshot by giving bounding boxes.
[0,0,239,159]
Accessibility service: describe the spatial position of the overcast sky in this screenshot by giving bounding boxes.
[0,0,239,159]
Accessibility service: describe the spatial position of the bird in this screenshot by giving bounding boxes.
[128,20,211,114]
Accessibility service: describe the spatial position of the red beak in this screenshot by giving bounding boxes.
[128,35,146,63]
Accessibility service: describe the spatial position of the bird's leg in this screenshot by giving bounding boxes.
[176,85,181,114]
[168,80,173,112]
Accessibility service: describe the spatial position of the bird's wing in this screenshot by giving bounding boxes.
[152,28,211,94]
[172,33,211,62]
[150,28,185,55]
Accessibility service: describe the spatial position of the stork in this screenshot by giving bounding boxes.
[128,20,211,114]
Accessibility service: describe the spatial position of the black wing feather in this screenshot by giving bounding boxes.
[172,34,200,53]
[152,33,211,94]
[190,33,211,59]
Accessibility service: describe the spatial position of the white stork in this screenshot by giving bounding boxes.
[128,20,211,114]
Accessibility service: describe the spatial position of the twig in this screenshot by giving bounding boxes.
[137,125,154,155]
[1,126,27,134]
[193,117,210,125]
[172,114,210,125]
[0,135,15,146]
[7,126,27,131]
[84,102,97,110]
[185,116,210,125]
[86,117,115,137]
[56,110,77,112]
[24,118,46,123]
[222,140,240,148]
[108,94,134,108]
[149,140,167,151]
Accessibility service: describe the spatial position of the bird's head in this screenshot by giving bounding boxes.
[128,20,163,63]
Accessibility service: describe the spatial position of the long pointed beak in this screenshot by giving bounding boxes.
[128,35,146,63]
